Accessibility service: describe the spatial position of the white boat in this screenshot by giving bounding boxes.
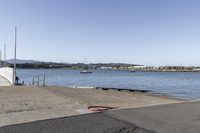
[130,70,136,72]
[80,57,92,74]
[80,70,92,74]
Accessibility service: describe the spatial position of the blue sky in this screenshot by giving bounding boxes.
[0,0,200,66]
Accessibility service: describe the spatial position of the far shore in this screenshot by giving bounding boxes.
[15,68,200,73]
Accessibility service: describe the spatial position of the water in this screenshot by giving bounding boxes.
[17,69,200,99]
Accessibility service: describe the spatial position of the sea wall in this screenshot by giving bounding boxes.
[0,67,14,85]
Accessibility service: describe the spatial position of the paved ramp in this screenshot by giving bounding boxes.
[2,101,200,133]
[0,113,154,133]
[0,86,180,127]
[108,101,200,133]
[0,76,11,86]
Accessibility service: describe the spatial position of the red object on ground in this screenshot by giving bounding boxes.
[88,106,117,112]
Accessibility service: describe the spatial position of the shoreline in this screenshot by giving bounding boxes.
[52,85,187,101]
[17,68,200,72]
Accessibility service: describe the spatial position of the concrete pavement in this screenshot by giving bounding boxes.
[108,101,200,133]
[0,113,155,133]
[2,101,200,133]
[1,86,200,132]
[0,86,181,127]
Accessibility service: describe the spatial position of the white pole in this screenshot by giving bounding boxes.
[13,27,17,85]
[4,44,6,67]
[0,50,2,67]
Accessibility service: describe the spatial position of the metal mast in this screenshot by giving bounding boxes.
[13,27,17,85]
[4,44,6,67]
[0,50,2,67]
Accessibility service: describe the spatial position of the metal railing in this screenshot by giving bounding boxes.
[32,74,46,86]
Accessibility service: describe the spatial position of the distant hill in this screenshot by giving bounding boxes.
[4,59,145,70]
[5,59,43,64]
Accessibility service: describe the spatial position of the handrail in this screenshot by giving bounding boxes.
[32,73,46,86]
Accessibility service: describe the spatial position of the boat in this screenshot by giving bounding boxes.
[130,70,136,72]
[80,70,92,74]
[80,57,92,74]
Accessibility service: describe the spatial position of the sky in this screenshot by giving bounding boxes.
[0,0,200,66]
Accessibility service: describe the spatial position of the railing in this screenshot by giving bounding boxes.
[32,74,46,86]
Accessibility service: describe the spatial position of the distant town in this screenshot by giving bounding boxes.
[4,59,200,72]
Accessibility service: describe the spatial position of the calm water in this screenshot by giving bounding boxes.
[17,69,200,99]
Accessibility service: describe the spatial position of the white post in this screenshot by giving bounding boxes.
[0,50,2,67]
[13,27,17,85]
[4,44,6,67]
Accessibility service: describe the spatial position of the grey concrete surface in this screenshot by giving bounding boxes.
[0,86,181,127]
[108,101,200,133]
[1,87,199,133]
[0,113,155,133]
[3,101,200,133]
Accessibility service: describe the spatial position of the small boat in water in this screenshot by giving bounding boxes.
[130,70,136,72]
[80,70,92,74]
[80,57,92,74]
